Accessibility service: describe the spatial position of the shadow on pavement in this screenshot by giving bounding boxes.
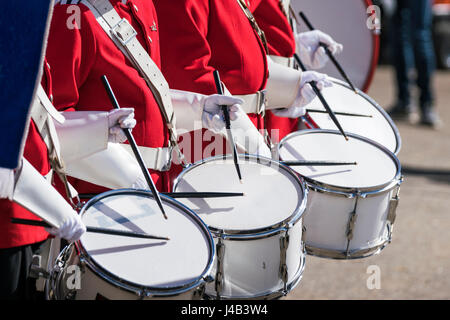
[402,166,450,184]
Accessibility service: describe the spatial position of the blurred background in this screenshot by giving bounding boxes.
[376,0,450,69]
[286,0,450,300]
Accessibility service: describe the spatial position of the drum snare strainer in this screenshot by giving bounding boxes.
[278,130,403,259]
[173,155,308,300]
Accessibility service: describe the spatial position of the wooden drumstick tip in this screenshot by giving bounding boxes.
[239,179,243,184]
[345,136,349,141]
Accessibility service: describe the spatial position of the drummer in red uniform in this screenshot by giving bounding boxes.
[154,0,333,172]
[253,0,344,142]
[45,0,243,193]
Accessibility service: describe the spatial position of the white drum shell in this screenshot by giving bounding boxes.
[304,188,394,258]
[205,220,305,299]
[51,246,204,300]
[277,130,402,259]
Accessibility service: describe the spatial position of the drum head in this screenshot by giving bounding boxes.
[278,130,401,192]
[173,155,306,234]
[78,190,213,291]
[291,0,379,92]
[306,78,401,154]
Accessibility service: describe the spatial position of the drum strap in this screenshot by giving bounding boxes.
[234,91,266,115]
[30,86,80,207]
[236,0,269,54]
[278,0,290,18]
[269,55,294,68]
[83,0,186,166]
[288,5,299,34]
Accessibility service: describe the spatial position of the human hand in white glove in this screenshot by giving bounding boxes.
[0,167,15,200]
[296,30,343,70]
[45,212,87,242]
[131,175,149,190]
[202,95,243,133]
[108,108,137,143]
[272,71,332,118]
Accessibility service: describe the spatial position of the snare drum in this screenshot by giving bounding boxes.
[173,155,308,300]
[48,190,214,300]
[278,130,402,259]
[301,77,401,155]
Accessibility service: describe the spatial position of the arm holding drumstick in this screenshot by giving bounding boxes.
[101,75,168,220]
[293,53,349,141]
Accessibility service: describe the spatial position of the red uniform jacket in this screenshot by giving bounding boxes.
[0,65,53,249]
[253,0,299,141]
[154,0,269,175]
[45,0,171,193]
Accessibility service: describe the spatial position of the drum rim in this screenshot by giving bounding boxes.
[307,77,402,155]
[75,189,215,297]
[173,154,308,236]
[278,129,403,195]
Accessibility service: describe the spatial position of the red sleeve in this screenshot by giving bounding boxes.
[154,0,218,95]
[45,3,97,111]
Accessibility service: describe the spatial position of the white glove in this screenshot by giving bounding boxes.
[108,108,137,143]
[0,167,15,200]
[202,95,243,133]
[45,212,86,243]
[131,175,149,190]
[272,71,332,118]
[271,106,307,119]
[296,30,343,70]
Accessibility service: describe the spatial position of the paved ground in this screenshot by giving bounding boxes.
[285,65,450,300]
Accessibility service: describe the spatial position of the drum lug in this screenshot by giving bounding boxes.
[387,185,401,225]
[301,225,307,254]
[192,283,206,300]
[387,184,401,242]
[137,289,152,300]
[194,275,213,300]
[345,195,360,257]
[79,255,87,274]
[214,237,225,300]
[204,274,214,283]
[279,229,289,291]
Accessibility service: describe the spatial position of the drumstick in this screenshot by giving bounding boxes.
[165,192,245,199]
[212,70,243,183]
[78,192,245,200]
[10,218,170,241]
[101,75,168,220]
[282,160,357,166]
[298,11,358,94]
[306,109,373,118]
[293,54,349,141]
